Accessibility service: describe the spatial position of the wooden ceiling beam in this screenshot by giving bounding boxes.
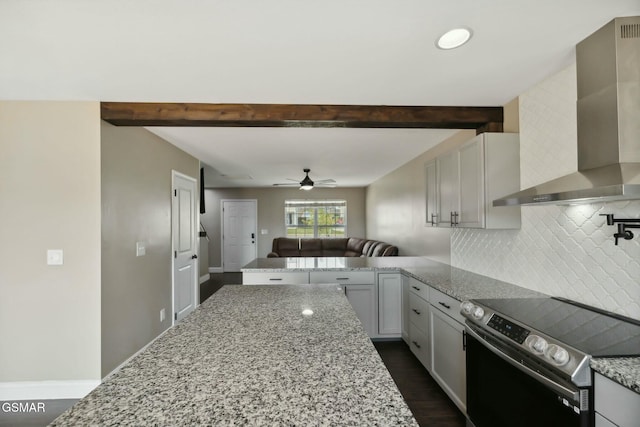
[101,102,503,130]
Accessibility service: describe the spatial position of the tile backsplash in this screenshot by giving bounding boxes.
[451,63,640,320]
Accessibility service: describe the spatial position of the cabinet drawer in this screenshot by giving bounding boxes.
[409,292,429,334]
[408,321,430,370]
[243,272,309,285]
[408,277,429,300]
[309,271,375,285]
[429,287,464,324]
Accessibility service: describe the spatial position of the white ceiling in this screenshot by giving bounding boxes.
[2,0,639,188]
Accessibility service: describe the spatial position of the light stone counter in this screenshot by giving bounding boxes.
[51,284,418,426]
[242,256,546,301]
[242,256,640,395]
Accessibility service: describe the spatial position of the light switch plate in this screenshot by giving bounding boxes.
[47,249,64,265]
[136,242,146,257]
[261,229,268,235]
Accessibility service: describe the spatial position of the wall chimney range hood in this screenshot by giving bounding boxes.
[494,16,640,206]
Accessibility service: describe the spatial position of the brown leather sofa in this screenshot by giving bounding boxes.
[267,237,398,257]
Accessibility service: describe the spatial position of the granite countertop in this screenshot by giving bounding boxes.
[242,256,640,395]
[242,256,546,301]
[51,284,418,426]
[590,357,640,394]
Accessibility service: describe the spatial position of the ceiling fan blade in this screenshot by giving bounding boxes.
[272,183,299,187]
[315,183,337,187]
[315,178,336,184]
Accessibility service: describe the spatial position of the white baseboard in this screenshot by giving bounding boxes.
[0,380,100,401]
[208,267,223,273]
[199,273,211,284]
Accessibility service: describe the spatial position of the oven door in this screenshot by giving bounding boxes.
[465,324,592,427]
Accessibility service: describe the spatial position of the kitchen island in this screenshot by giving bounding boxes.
[52,284,418,426]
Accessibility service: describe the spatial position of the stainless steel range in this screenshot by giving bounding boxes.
[461,297,640,427]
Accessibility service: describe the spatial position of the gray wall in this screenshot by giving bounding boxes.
[201,187,366,269]
[101,122,199,376]
[365,131,475,264]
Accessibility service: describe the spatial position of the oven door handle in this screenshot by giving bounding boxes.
[465,325,580,402]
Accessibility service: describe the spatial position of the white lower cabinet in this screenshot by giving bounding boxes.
[429,301,467,414]
[408,321,430,368]
[344,284,376,337]
[401,274,410,343]
[595,372,640,427]
[377,273,402,336]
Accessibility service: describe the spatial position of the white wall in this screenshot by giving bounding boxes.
[451,64,640,320]
[0,102,101,392]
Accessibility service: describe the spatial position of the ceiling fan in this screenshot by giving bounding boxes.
[273,168,336,190]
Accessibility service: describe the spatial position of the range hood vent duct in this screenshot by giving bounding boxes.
[494,16,640,206]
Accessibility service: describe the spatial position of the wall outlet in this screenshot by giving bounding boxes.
[160,308,166,322]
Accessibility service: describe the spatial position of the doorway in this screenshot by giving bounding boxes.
[221,199,257,272]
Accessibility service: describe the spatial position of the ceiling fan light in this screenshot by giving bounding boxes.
[300,184,313,191]
[436,27,472,50]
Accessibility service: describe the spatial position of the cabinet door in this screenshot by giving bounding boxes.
[425,160,438,226]
[345,284,376,337]
[430,307,467,413]
[458,136,485,228]
[378,273,402,336]
[401,275,409,343]
[436,151,459,227]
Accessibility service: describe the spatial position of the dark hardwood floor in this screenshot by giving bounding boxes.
[200,272,242,303]
[374,341,466,427]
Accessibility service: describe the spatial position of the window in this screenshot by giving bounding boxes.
[285,200,346,238]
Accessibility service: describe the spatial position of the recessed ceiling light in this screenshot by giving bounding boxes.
[436,28,472,50]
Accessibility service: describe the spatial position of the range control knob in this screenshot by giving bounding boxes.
[525,335,548,354]
[471,306,485,320]
[546,344,570,366]
[460,301,474,315]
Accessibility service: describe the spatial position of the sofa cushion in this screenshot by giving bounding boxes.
[361,240,376,257]
[371,243,392,257]
[300,238,323,257]
[274,237,300,257]
[321,238,348,256]
[345,237,366,257]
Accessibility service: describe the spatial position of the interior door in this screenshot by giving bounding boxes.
[172,171,198,323]
[222,200,257,272]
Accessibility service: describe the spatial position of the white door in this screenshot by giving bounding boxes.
[222,200,257,272]
[172,171,198,323]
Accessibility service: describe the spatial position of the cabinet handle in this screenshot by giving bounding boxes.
[412,341,421,349]
[412,308,421,315]
[462,330,467,351]
[430,213,437,226]
[411,286,421,291]
[454,211,459,225]
[269,278,283,281]
[336,277,350,281]
[438,301,451,310]
[450,211,454,226]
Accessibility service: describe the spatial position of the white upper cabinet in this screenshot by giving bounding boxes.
[428,132,521,229]
[425,160,438,226]
[436,150,459,227]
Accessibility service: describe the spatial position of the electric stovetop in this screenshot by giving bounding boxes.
[473,297,640,357]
